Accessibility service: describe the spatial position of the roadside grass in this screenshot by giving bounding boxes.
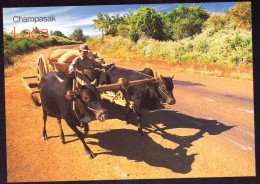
[101,53,253,80]
[4,33,81,68]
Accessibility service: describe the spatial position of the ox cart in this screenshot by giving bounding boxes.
[22,49,158,109]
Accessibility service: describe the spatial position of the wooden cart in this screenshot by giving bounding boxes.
[22,51,157,109]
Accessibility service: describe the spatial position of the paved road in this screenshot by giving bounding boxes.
[4,46,255,182]
[106,58,255,177]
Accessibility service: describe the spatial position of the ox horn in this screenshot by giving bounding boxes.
[154,72,158,78]
[171,75,175,79]
[54,73,64,83]
[158,74,162,82]
[91,79,97,86]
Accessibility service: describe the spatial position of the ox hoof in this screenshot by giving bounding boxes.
[60,139,65,144]
[86,151,95,159]
[87,153,94,159]
[42,136,47,141]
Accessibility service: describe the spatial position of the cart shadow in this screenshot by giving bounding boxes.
[96,101,234,173]
[88,128,198,174]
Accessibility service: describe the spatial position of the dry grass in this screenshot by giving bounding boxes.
[103,54,253,80]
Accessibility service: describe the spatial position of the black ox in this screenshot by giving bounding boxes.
[40,71,107,159]
[102,66,176,135]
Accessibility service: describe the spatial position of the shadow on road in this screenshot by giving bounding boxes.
[93,101,234,173]
[173,80,205,87]
[88,128,197,174]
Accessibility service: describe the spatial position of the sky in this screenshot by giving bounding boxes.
[3,2,237,37]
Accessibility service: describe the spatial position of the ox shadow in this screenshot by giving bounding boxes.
[97,101,234,173]
[47,134,80,144]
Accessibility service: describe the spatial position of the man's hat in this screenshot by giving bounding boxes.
[79,44,90,51]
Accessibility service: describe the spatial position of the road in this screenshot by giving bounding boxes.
[4,45,255,182]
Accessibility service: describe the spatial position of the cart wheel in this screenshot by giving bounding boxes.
[37,54,48,82]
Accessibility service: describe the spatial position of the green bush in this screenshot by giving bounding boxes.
[99,22,252,67]
[4,33,14,42]
[4,54,13,68]
[4,33,80,68]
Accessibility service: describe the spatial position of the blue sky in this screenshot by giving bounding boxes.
[3,2,237,37]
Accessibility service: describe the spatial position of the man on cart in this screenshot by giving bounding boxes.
[68,44,106,125]
[69,44,104,85]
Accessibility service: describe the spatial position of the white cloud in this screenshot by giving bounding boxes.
[83,29,102,37]
[3,8,22,14]
[106,10,132,17]
[71,15,97,27]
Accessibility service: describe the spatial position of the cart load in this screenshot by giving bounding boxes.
[49,49,105,73]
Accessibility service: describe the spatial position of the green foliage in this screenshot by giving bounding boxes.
[100,36,104,44]
[131,7,165,41]
[71,28,85,42]
[202,2,251,36]
[129,28,139,43]
[117,24,129,38]
[52,30,67,38]
[228,2,251,30]
[93,13,112,36]
[202,13,228,35]
[93,5,210,42]
[99,21,252,67]
[162,5,209,40]
[4,33,80,68]
[4,33,14,42]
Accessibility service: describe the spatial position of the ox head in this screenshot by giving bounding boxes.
[55,74,108,122]
[155,73,176,105]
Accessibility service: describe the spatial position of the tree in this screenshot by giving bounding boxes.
[131,7,165,41]
[108,14,122,36]
[119,12,134,38]
[228,2,251,30]
[52,30,66,38]
[93,13,106,37]
[103,14,112,35]
[162,5,209,40]
[32,26,40,33]
[71,28,85,42]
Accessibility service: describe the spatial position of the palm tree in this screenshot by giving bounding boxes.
[93,13,105,36]
[103,14,111,35]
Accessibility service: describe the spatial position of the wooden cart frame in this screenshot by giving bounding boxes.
[22,53,157,108]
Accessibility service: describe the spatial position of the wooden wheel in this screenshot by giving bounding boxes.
[35,54,49,105]
[36,54,48,82]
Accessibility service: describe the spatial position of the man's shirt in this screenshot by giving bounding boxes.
[69,56,103,72]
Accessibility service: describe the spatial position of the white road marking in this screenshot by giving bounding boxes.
[204,98,215,102]
[223,137,252,151]
[237,108,254,114]
[234,127,254,137]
